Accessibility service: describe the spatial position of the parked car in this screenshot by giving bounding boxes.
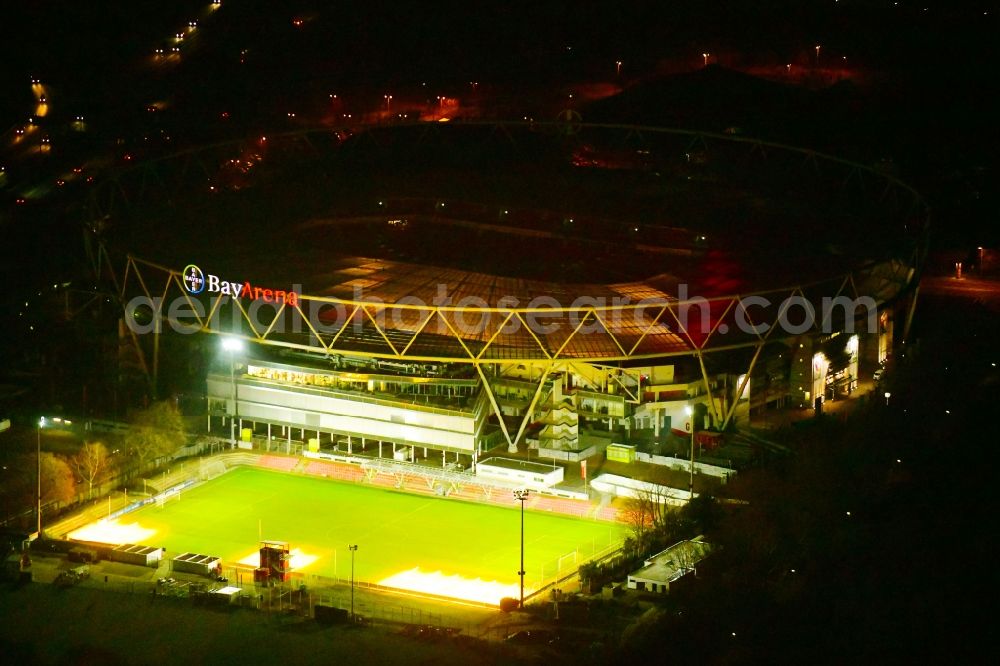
[55,565,89,587]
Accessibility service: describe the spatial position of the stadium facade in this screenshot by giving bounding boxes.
[198,306,896,471]
[95,122,926,473]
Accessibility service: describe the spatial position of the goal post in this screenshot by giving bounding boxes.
[157,490,181,508]
[199,458,228,481]
[557,550,578,573]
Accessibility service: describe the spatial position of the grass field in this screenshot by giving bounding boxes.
[117,467,624,601]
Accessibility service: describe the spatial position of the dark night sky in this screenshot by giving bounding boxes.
[2,2,996,153]
[2,1,997,98]
[0,1,996,291]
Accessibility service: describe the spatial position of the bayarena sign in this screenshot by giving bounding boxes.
[183,264,300,306]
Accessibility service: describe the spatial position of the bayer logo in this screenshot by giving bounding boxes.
[183,264,205,294]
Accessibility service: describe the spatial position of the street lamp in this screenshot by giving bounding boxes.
[884,391,891,406]
[222,338,244,448]
[514,488,530,608]
[615,60,622,77]
[684,405,695,500]
[384,94,392,111]
[702,52,710,67]
[349,544,358,620]
[815,44,821,65]
[36,417,45,537]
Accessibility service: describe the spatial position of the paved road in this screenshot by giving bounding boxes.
[921,276,1000,309]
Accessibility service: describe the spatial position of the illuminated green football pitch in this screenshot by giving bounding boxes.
[122,467,624,601]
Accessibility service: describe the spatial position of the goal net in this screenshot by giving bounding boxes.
[199,459,228,481]
[157,489,181,508]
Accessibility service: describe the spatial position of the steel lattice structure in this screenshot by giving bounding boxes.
[89,121,929,441]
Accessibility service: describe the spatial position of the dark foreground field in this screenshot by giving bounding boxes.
[0,584,509,666]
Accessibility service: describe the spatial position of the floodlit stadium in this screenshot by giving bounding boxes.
[81,120,928,602]
[69,465,624,605]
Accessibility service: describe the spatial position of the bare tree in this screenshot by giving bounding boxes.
[40,453,76,505]
[636,483,674,530]
[129,400,187,472]
[673,545,695,575]
[624,471,682,549]
[623,496,654,542]
[71,441,110,498]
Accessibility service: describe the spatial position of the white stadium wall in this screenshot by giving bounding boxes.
[207,377,478,452]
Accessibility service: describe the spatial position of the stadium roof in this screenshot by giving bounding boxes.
[317,255,674,305]
[106,121,927,363]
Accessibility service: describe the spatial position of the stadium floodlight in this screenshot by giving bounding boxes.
[684,406,695,500]
[36,417,49,538]
[513,489,530,608]
[349,544,359,620]
[35,414,74,535]
[222,338,245,448]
